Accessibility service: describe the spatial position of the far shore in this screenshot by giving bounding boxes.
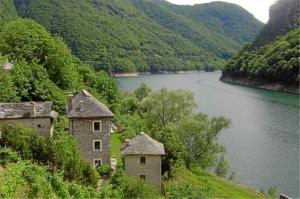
[112,70,222,77]
[221,76,299,94]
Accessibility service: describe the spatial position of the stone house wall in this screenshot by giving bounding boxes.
[69,117,111,166]
[124,155,162,190]
[0,118,54,137]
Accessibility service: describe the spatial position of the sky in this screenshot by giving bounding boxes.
[166,0,277,23]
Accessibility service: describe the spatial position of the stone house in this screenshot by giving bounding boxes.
[121,132,165,190]
[0,102,58,137]
[67,90,114,167]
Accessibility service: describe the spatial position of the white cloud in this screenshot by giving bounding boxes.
[166,0,277,23]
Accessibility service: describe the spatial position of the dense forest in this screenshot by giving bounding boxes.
[221,0,300,93]
[5,0,262,73]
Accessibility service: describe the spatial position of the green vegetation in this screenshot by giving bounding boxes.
[10,0,262,73]
[222,0,300,89]
[0,2,276,197]
[0,0,17,26]
[141,0,263,48]
[0,18,120,113]
[165,168,266,199]
[111,133,122,161]
[116,85,231,178]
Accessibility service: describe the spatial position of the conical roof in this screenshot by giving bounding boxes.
[121,132,165,155]
[67,90,114,118]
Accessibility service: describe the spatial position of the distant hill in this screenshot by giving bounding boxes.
[221,0,300,94]
[0,0,17,26]
[152,0,263,45]
[10,0,263,73]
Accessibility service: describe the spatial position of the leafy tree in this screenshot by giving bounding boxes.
[176,114,230,169]
[10,61,67,112]
[139,88,197,129]
[0,69,19,102]
[134,83,152,101]
[215,155,228,178]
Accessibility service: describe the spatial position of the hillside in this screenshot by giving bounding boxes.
[12,0,262,73]
[221,0,300,94]
[152,0,263,45]
[0,0,17,26]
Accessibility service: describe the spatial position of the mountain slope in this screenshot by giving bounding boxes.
[221,0,300,94]
[130,0,241,59]
[151,0,263,45]
[0,0,17,26]
[13,0,262,73]
[251,0,300,48]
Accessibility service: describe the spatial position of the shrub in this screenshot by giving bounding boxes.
[0,126,99,187]
[0,147,20,166]
[165,182,212,199]
[97,163,111,176]
[111,169,160,198]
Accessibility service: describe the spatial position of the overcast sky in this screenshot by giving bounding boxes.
[166,0,277,23]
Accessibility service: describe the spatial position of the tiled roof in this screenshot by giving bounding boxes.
[0,102,58,119]
[66,90,114,118]
[121,132,165,155]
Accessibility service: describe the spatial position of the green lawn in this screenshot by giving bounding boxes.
[111,133,122,161]
[165,167,267,199]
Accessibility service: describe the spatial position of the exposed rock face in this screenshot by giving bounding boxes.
[220,76,300,94]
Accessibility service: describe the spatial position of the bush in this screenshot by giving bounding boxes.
[165,182,212,199]
[111,169,160,198]
[97,163,111,176]
[0,125,99,187]
[0,147,20,166]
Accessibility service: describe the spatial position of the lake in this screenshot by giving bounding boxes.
[115,72,300,198]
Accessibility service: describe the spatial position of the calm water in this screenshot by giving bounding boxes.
[115,72,300,198]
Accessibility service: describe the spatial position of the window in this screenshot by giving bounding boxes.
[93,140,102,151]
[37,124,42,128]
[140,156,146,164]
[94,159,102,167]
[140,175,146,180]
[93,121,101,132]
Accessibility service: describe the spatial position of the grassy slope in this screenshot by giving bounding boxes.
[166,168,266,199]
[111,133,122,162]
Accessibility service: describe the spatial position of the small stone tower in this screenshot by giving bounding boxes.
[67,90,114,167]
[121,132,165,190]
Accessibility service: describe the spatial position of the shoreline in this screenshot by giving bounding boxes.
[220,76,299,94]
[112,70,213,77]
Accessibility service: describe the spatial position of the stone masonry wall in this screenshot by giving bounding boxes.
[69,118,111,166]
[0,118,54,137]
[124,155,162,190]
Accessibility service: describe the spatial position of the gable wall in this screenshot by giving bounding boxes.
[0,117,54,137]
[69,117,111,166]
[124,155,162,190]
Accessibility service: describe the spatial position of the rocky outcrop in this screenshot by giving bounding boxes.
[220,76,299,94]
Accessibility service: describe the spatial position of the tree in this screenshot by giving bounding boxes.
[215,155,228,178]
[175,114,230,169]
[0,19,81,90]
[0,69,19,102]
[139,88,197,129]
[134,83,152,101]
[10,61,67,113]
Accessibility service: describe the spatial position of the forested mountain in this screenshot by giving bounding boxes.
[0,0,17,26]
[221,0,300,93]
[9,0,262,73]
[151,0,263,45]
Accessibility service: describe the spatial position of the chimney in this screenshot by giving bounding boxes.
[30,102,36,117]
[66,92,73,111]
